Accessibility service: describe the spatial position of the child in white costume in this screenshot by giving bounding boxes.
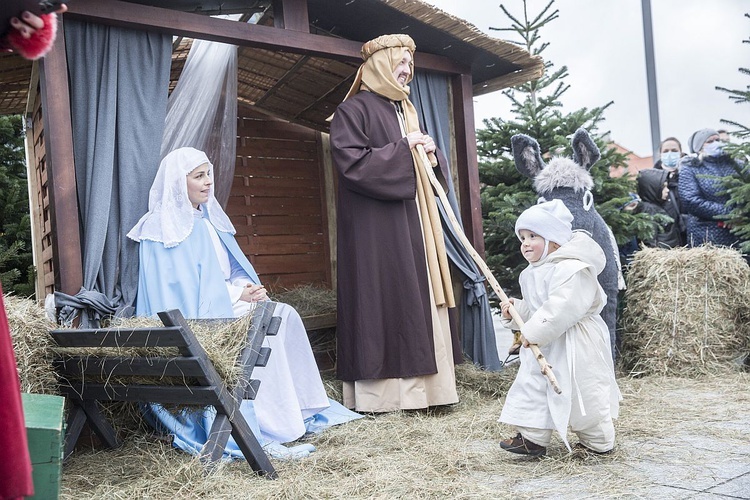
[498,199,621,456]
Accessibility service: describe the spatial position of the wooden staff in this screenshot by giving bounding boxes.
[417,145,562,395]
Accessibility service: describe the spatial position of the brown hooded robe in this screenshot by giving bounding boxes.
[331,90,453,383]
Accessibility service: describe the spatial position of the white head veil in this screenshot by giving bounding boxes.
[127,147,235,248]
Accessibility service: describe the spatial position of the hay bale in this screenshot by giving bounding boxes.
[620,245,750,377]
[5,294,59,394]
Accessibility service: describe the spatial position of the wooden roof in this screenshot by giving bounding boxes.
[0,0,543,131]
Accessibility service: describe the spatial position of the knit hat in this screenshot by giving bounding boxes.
[515,199,574,245]
[690,128,718,154]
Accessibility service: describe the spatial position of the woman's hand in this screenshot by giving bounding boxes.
[500,298,515,319]
[239,284,268,303]
[10,5,67,39]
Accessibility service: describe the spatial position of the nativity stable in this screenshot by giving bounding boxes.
[0,0,542,367]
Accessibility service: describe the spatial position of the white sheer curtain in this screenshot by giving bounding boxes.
[160,39,238,206]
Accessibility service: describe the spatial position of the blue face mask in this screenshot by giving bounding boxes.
[703,141,725,157]
[661,151,680,168]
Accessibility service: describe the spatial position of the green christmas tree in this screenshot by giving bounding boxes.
[716,13,750,253]
[478,0,653,296]
[0,114,36,297]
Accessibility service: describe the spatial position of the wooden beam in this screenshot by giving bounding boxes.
[38,16,83,295]
[254,56,309,107]
[273,0,310,32]
[66,0,469,74]
[451,73,484,257]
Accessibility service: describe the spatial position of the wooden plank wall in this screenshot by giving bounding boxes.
[227,106,331,292]
[27,80,55,298]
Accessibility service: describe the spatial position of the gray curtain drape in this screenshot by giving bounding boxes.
[55,20,171,327]
[411,72,502,371]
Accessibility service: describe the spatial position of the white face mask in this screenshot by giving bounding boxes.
[703,141,725,157]
[661,151,680,169]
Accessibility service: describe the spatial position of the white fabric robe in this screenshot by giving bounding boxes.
[499,231,621,450]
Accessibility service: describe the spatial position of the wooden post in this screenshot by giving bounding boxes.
[23,62,47,299]
[38,16,83,296]
[317,132,336,289]
[451,72,485,257]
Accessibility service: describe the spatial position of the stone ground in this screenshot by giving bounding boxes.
[492,312,750,500]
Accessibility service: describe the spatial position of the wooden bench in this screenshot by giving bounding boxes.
[49,301,281,478]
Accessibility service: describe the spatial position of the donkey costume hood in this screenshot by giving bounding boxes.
[510,128,622,358]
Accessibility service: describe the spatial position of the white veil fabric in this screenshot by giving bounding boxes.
[127,147,235,247]
[159,39,238,207]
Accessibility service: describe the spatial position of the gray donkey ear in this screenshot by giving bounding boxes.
[511,134,546,179]
[571,128,600,170]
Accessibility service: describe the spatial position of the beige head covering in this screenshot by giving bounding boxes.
[343,34,416,102]
[343,34,454,308]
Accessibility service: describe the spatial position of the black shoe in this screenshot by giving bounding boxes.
[500,433,546,456]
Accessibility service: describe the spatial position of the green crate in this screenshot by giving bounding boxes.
[22,393,65,500]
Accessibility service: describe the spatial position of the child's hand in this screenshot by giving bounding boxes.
[500,298,515,319]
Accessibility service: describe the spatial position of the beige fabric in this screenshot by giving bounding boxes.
[342,34,454,308]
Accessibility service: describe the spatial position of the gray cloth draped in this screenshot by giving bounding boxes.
[411,73,502,371]
[57,20,171,327]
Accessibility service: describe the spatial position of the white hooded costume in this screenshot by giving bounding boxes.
[499,200,621,452]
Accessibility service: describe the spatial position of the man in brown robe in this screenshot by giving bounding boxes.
[330,34,459,412]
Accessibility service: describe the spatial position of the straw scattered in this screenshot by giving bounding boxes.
[7,293,256,421]
[270,284,337,318]
[94,313,256,390]
[6,286,750,498]
[57,368,750,499]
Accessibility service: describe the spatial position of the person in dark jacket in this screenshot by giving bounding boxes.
[678,128,741,247]
[654,137,687,244]
[636,169,683,249]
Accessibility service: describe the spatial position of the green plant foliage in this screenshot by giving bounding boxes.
[0,114,36,297]
[479,0,653,296]
[717,13,750,254]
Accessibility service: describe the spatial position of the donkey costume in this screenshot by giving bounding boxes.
[511,128,622,357]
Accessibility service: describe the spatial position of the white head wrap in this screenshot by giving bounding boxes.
[127,147,235,248]
[515,199,574,246]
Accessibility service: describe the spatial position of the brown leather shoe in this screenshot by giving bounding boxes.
[499,433,547,456]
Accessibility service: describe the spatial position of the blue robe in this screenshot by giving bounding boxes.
[135,213,360,459]
[135,215,259,318]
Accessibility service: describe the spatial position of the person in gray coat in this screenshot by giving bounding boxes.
[678,128,741,247]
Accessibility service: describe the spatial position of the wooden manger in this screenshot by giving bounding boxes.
[49,301,283,478]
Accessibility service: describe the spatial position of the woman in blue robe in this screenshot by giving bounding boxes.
[127,147,359,459]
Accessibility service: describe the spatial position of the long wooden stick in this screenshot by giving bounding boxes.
[417,146,562,394]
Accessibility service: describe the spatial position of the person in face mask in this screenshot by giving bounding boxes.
[654,137,686,244]
[678,128,741,247]
[657,137,682,171]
